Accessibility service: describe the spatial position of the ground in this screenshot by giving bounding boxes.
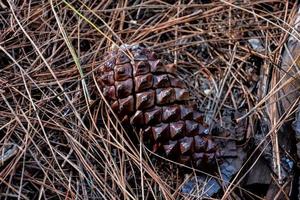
[0,1,299,199]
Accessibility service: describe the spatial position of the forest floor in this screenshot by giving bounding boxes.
[0,1,300,199]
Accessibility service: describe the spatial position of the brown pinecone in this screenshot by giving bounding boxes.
[96,44,218,167]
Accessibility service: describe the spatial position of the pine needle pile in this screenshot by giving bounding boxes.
[0,0,299,199]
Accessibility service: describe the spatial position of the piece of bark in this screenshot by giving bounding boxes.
[244,157,272,186]
[279,6,300,198]
[265,178,292,200]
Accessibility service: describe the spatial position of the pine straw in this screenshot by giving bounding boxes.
[0,0,299,199]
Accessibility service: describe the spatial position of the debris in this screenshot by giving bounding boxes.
[0,143,18,167]
[248,39,265,53]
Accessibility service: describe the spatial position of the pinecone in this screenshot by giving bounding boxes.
[97,44,218,167]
